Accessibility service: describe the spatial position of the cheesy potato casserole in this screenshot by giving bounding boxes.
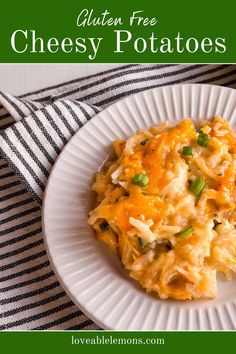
[88,117,236,300]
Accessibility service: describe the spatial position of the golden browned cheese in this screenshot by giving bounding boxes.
[88,117,236,300]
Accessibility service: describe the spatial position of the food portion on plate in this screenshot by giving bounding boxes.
[88,116,236,300]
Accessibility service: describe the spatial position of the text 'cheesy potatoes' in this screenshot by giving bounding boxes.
[88,117,236,300]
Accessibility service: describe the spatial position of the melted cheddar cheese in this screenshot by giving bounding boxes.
[88,117,236,300]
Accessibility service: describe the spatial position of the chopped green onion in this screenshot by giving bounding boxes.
[213,219,221,230]
[179,226,194,238]
[99,221,110,232]
[197,132,209,147]
[189,178,205,196]
[139,238,147,248]
[182,146,194,156]
[140,138,149,146]
[132,173,149,187]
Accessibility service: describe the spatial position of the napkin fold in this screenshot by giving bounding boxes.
[1,64,236,330]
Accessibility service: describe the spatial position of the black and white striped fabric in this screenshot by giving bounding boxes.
[1,64,236,330]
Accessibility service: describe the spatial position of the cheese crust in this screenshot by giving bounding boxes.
[88,117,236,300]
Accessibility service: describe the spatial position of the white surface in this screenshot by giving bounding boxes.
[43,84,236,330]
[0,64,124,95]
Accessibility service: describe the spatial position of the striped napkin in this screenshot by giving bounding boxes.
[1,64,236,330]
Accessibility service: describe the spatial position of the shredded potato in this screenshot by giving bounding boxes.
[88,117,236,300]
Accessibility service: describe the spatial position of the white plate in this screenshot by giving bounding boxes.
[43,84,236,330]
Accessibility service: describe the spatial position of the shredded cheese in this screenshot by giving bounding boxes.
[88,117,236,300]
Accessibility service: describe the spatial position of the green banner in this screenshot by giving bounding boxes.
[0,0,235,63]
[0,331,236,354]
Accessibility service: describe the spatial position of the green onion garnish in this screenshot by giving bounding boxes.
[197,132,209,147]
[189,178,205,196]
[140,138,149,146]
[182,146,194,156]
[179,226,194,238]
[99,221,110,232]
[132,173,149,187]
[139,238,147,248]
